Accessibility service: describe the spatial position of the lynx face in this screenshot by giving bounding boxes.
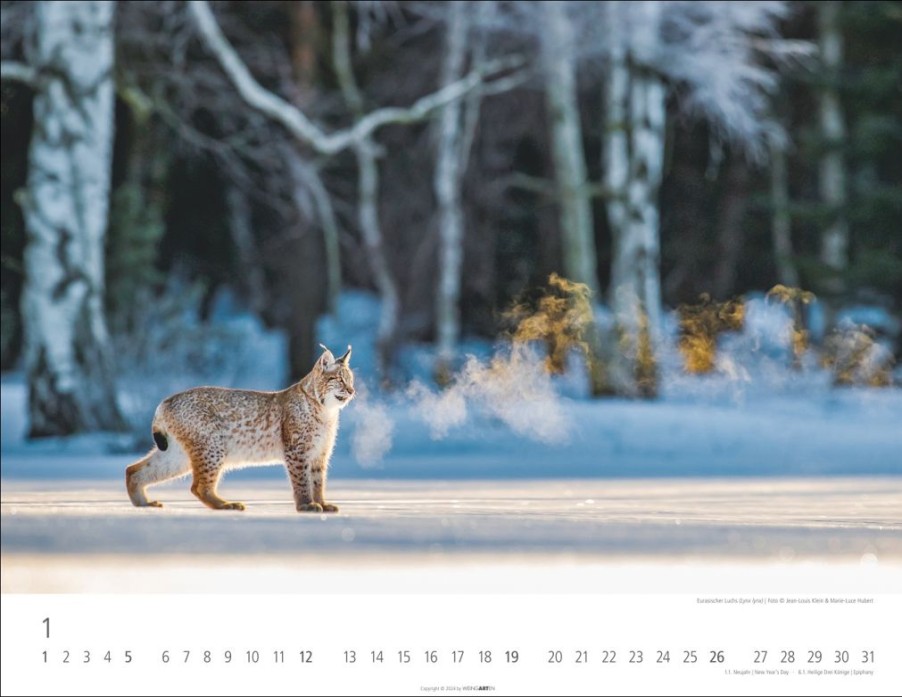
[322,364,355,410]
[317,347,356,410]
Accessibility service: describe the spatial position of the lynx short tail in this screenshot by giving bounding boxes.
[153,430,168,451]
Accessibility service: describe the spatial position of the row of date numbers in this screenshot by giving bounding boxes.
[42,649,876,666]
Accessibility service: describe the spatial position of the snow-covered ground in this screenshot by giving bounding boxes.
[4,477,901,556]
[3,477,901,592]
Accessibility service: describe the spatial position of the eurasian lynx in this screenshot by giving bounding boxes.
[126,345,355,512]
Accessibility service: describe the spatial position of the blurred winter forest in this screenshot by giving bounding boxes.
[1,0,900,440]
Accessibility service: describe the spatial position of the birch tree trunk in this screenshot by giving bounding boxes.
[817,1,848,296]
[540,0,598,295]
[434,1,469,384]
[332,0,399,381]
[355,140,400,381]
[603,1,665,397]
[21,1,126,436]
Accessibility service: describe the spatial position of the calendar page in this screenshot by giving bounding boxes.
[1,587,900,696]
[3,1,902,695]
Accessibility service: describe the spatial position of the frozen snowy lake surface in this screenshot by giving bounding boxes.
[3,372,901,592]
[3,477,900,592]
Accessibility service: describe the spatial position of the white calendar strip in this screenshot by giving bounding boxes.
[3,558,900,595]
[2,592,899,696]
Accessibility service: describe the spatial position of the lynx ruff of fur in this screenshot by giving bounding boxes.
[126,345,355,513]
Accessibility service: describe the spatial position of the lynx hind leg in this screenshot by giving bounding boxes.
[126,447,190,508]
[189,454,246,511]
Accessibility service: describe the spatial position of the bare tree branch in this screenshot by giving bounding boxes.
[188,0,522,156]
[0,60,37,86]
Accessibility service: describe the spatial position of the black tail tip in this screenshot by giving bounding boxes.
[153,431,168,451]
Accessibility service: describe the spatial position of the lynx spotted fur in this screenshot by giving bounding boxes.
[126,345,355,512]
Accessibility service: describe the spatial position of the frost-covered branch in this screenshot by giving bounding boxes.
[0,60,37,86]
[189,0,521,156]
[188,2,325,145]
[651,0,814,156]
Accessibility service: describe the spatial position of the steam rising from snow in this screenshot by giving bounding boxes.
[349,344,572,467]
[408,345,570,443]
[341,278,587,466]
[350,395,395,468]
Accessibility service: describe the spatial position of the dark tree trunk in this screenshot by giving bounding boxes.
[712,157,750,299]
[284,227,326,381]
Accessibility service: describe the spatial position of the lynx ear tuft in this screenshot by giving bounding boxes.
[337,345,352,365]
[318,344,335,367]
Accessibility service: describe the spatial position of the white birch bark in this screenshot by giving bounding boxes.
[540,0,598,295]
[0,60,37,86]
[624,70,665,338]
[20,1,126,436]
[603,1,665,396]
[434,1,470,380]
[817,1,848,290]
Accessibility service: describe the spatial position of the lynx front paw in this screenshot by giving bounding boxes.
[320,503,340,513]
[146,500,164,508]
[221,501,246,511]
[297,502,324,513]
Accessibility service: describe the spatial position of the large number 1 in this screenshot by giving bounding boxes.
[42,618,50,639]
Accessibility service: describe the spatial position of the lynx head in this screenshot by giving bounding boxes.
[314,344,355,410]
